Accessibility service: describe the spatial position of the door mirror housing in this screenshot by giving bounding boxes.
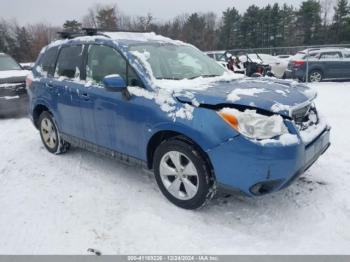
[103,75,127,92]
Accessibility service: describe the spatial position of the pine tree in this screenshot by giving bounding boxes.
[333,0,350,42]
[96,6,118,30]
[297,0,323,45]
[182,13,206,50]
[63,20,82,32]
[13,26,32,62]
[240,5,261,48]
[218,7,241,49]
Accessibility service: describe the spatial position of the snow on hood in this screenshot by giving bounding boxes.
[175,78,316,117]
[0,70,30,80]
[129,47,315,120]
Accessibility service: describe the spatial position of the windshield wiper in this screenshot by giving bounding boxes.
[188,74,220,80]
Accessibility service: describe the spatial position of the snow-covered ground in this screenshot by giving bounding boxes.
[0,82,350,255]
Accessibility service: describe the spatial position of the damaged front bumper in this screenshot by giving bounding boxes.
[207,123,331,196]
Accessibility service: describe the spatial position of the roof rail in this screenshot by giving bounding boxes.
[82,28,99,36]
[57,28,152,39]
[57,28,102,39]
[57,31,83,39]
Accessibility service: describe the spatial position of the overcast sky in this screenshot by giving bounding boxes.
[1,0,309,26]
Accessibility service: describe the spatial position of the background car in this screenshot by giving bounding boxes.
[239,53,288,78]
[276,54,294,61]
[286,47,350,82]
[0,53,30,117]
[205,51,227,67]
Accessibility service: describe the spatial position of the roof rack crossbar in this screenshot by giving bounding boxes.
[57,28,153,39]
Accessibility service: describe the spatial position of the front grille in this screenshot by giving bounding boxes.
[0,82,26,96]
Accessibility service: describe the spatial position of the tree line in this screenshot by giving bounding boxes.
[1,0,350,63]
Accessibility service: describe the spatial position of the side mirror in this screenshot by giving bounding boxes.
[103,75,126,92]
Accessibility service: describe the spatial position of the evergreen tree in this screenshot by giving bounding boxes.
[280,4,298,46]
[240,5,261,48]
[296,0,323,45]
[182,13,206,50]
[13,26,32,62]
[63,20,82,32]
[96,6,118,30]
[333,0,350,42]
[218,7,241,49]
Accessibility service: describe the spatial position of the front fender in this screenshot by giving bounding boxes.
[148,106,240,152]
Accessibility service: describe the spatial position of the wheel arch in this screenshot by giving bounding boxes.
[146,130,215,179]
[33,104,51,129]
[309,66,324,76]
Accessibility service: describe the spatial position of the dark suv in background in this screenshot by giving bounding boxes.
[286,47,350,82]
[0,53,29,117]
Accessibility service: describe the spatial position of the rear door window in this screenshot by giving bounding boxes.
[37,46,59,77]
[55,45,84,79]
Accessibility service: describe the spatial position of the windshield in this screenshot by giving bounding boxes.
[129,43,226,80]
[0,55,22,71]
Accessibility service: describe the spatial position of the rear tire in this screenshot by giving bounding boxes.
[153,137,216,209]
[308,70,323,82]
[38,111,70,154]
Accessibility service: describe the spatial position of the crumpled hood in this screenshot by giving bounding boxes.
[175,78,316,117]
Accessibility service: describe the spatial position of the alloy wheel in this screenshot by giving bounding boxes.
[309,71,322,82]
[40,117,57,149]
[159,151,199,200]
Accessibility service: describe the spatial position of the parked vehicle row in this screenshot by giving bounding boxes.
[0,53,30,117]
[286,47,350,82]
[206,47,350,82]
[27,30,330,209]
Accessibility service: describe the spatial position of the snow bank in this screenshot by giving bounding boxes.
[0,82,349,255]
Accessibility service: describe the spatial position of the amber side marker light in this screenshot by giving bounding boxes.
[218,111,239,130]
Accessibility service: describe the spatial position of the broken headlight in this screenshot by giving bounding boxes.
[218,108,289,140]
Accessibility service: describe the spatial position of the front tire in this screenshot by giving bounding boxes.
[153,137,215,209]
[39,111,70,154]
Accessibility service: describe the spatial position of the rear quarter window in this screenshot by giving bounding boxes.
[55,45,84,79]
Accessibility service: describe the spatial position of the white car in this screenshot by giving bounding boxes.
[239,54,288,78]
[276,55,294,61]
[205,51,227,68]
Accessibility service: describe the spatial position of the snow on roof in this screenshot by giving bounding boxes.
[103,32,185,45]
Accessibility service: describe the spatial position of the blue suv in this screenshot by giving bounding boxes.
[27,31,331,209]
